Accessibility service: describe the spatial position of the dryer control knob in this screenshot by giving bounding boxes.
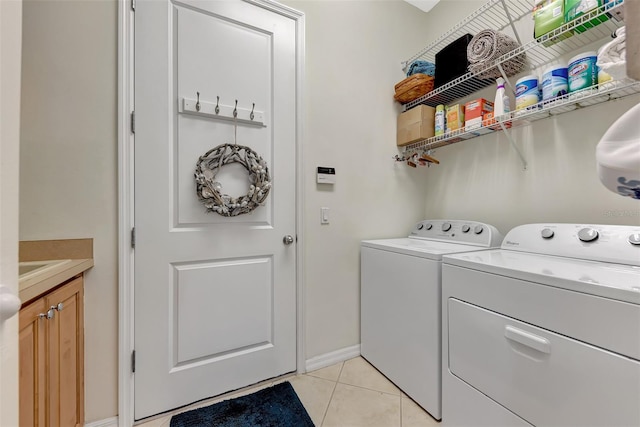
[442,222,452,232]
[462,225,471,233]
[578,228,599,242]
[474,225,484,235]
[417,223,424,230]
[541,228,554,239]
[628,233,640,245]
[425,223,433,230]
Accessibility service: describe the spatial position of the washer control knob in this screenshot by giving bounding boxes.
[541,228,554,239]
[425,223,433,230]
[578,228,599,242]
[462,225,471,233]
[417,223,424,230]
[629,233,640,246]
[442,222,452,232]
[474,225,484,235]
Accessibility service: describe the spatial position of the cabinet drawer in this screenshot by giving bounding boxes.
[448,298,640,426]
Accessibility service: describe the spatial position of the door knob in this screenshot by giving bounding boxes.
[0,285,21,322]
[283,235,294,245]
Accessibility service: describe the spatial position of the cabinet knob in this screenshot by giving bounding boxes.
[39,309,54,320]
[51,303,63,312]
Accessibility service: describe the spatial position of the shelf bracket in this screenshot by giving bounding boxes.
[500,0,522,46]
[499,121,527,170]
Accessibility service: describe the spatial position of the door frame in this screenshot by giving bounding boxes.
[117,1,306,424]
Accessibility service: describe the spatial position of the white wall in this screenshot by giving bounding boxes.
[1,0,23,425]
[19,0,118,423]
[280,0,435,359]
[417,0,640,232]
[421,95,640,232]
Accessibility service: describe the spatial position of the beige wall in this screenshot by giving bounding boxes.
[280,0,435,358]
[18,0,639,423]
[19,0,118,423]
[414,0,640,232]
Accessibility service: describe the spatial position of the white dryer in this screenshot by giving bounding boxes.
[360,220,503,420]
[441,223,640,426]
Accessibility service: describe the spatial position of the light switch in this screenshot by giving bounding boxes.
[321,207,330,224]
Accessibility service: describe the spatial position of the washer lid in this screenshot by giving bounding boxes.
[361,238,494,260]
[444,249,640,304]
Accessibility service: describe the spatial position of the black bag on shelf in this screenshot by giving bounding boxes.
[434,33,474,88]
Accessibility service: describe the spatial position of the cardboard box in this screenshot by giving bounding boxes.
[565,0,608,33]
[464,98,494,131]
[397,122,435,146]
[397,105,435,146]
[397,105,435,127]
[534,0,572,46]
[445,104,464,133]
[482,111,512,130]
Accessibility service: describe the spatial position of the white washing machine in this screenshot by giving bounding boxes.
[360,219,503,420]
[441,223,640,426]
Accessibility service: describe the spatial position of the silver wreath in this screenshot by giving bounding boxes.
[195,143,271,217]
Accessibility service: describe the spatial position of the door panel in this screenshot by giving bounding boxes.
[134,0,297,419]
[175,4,274,226]
[173,257,273,363]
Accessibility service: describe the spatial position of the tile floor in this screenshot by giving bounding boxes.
[136,356,440,427]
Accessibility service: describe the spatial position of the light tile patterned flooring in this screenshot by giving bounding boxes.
[136,356,440,427]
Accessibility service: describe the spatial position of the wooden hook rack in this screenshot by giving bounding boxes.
[179,97,266,127]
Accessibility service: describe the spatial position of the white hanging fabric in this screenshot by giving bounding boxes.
[596,102,640,199]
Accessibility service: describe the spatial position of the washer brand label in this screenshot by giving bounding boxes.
[504,240,520,246]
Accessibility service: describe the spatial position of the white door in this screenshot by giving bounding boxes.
[134,0,298,419]
[0,0,22,425]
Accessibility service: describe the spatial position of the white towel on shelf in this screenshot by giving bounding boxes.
[597,26,627,80]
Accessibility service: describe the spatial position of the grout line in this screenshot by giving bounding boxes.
[319,361,344,427]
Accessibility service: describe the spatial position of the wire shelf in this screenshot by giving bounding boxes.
[402,78,640,153]
[403,0,626,110]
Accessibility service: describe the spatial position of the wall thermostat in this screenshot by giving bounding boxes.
[317,167,336,184]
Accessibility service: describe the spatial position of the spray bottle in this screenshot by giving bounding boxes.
[494,77,510,118]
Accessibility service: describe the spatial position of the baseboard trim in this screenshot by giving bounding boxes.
[85,416,118,427]
[304,344,361,372]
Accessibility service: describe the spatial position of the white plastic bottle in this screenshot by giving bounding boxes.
[494,77,510,117]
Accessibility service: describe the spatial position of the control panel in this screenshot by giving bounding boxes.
[502,223,640,266]
[409,220,503,248]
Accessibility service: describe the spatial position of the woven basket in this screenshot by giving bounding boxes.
[394,73,435,104]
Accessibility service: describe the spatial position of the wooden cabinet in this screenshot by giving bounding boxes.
[19,276,84,427]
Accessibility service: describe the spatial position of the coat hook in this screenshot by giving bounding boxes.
[250,103,255,120]
[215,96,220,114]
[233,100,238,118]
[196,92,201,112]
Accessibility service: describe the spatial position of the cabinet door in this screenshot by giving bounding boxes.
[46,277,84,427]
[19,297,47,427]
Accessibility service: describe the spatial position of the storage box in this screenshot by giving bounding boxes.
[397,105,435,146]
[482,111,512,130]
[564,0,608,33]
[464,98,494,131]
[534,0,572,46]
[445,104,464,133]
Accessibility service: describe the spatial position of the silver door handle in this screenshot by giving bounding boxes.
[283,235,294,245]
[51,303,63,312]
